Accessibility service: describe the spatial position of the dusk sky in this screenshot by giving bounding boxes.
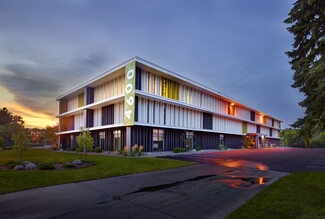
[0,0,304,128]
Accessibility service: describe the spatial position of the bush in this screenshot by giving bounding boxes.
[130,144,138,156]
[310,139,325,148]
[122,146,129,156]
[71,147,76,151]
[138,145,143,156]
[66,148,71,151]
[63,163,76,168]
[223,146,228,150]
[218,146,222,150]
[196,147,201,151]
[38,163,55,170]
[173,147,181,153]
[7,161,23,168]
[181,148,187,152]
[94,147,102,153]
[51,146,59,151]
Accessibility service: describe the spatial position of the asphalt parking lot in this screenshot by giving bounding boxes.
[164,147,325,172]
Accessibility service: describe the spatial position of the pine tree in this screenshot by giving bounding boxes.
[284,0,325,147]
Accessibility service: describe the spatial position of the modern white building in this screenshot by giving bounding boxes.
[56,57,282,151]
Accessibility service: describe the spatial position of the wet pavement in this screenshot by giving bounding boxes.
[0,159,287,219]
[163,147,325,172]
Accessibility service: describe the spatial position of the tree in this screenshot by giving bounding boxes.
[76,128,94,163]
[0,107,26,145]
[12,131,29,161]
[0,137,4,151]
[44,125,58,146]
[284,0,325,147]
[281,128,305,147]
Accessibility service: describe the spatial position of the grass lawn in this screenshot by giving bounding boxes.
[0,148,192,194]
[226,172,325,219]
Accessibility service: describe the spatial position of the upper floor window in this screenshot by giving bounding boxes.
[251,111,255,122]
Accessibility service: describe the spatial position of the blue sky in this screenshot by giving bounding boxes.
[0,0,303,128]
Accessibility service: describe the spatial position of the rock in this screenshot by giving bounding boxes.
[14,165,25,170]
[59,149,64,152]
[72,160,82,165]
[25,163,37,170]
[22,161,32,164]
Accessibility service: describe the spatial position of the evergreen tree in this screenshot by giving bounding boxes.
[284,0,325,147]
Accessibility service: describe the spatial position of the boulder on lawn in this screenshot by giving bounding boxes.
[22,161,32,164]
[25,163,37,170]
[72,160,82,165]
[14,165,25,170]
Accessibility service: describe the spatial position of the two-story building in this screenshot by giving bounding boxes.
[56,57,282,151]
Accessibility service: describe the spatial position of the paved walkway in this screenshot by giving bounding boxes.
[0,161,286,219]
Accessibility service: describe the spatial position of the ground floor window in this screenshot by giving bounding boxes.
[113,130,121,151]
[99,131,105,149]
[185,131,194,149]
[219,134,224,147]
[153,129,164,151]
[70,134,74,148]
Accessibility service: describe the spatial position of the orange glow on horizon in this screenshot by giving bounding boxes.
[1,102,57,128]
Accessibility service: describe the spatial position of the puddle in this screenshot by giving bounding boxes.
[214,177,271,189]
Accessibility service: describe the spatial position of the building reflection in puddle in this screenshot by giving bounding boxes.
[203,157,269,171]
[215,177,271,189]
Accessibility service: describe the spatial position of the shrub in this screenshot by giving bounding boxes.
[94,147,102,153]
[123,146,129,156]
[63,163,76,168]
[51,146,59,151]
[196,147,201,151]
[173,147,181,153]
[310,139,325,148]
[66,148,71,151]
[7,161,23,169]
[218,146,222,150]
[180,148,187,152]
[130,144,138,156]
[38,163,55,170]
[223,146,228,150]
[71,147,76,151]
[138,145,143,156]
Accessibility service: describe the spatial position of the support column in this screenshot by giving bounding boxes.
[58,135,61,148]
[126,126,131,154]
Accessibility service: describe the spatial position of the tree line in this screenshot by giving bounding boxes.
[0,107,58,149]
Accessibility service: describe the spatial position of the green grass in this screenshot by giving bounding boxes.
[0,148,192,194]
[226,172,325,219]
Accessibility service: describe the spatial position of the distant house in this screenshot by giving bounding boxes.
[56,57,281,151]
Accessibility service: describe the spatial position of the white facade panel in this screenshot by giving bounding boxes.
[74,113,84,130]
[68,96,78,111]
[261,126,269,135]
[247,123,256,133]
[93,108,102,127]
[94,76,124,103]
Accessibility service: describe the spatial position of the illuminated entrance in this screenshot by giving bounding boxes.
[246,133,267,148]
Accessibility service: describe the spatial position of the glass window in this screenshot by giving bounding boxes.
[153,129,164,151]
[113,130,121,151]
[186,131,194,148]
[99,131,105,149]
[219,134,224,147]
[70,134,74,148]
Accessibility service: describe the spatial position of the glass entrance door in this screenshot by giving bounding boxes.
[113,130,121,151]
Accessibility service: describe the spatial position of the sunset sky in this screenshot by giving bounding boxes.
[0,0,303,128]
